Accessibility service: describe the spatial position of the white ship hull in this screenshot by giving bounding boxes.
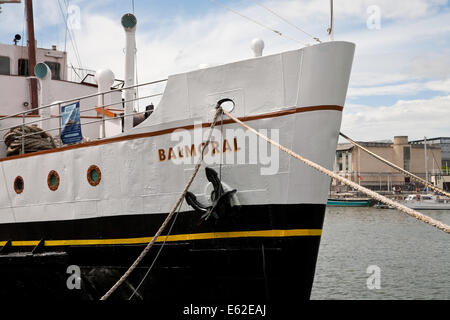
[0,41,355,301]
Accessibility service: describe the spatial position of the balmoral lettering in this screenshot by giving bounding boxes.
[177,146,184,158]
[185,144,196,158]
[158,149,166,162]
[167,147,176,160]
[158,138,240,162]
[223,139,232,153]
[233,137,241,151]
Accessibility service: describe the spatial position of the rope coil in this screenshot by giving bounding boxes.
[3,125,56,156]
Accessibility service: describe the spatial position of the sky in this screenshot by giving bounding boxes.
[0,0,449,142]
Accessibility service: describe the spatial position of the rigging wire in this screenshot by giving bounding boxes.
[135,49,140,111]
[208,0,307,46]
[249,0,321,43]
[20,2,26,59]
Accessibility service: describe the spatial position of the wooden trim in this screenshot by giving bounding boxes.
[0,105,342,163]
[0,114,103,119]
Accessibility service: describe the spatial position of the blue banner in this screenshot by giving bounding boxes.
[60,101,82,144]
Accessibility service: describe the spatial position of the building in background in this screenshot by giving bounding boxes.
[333,136,448,191]
[409,137,450,169]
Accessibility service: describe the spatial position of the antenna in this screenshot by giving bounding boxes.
[327,0,334,41]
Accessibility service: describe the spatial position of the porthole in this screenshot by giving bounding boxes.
[87,165,101,186]
[14,176,24,194]
[47,170,60,191]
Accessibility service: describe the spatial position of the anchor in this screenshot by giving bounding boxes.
[185,167,237,222]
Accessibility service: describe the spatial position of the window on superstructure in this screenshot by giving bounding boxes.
[44,61,61,80]
[0,56,10,75]
[18,59,29,76]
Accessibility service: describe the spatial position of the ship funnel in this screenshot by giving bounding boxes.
[121,13,137,131]
[251,38,264,57]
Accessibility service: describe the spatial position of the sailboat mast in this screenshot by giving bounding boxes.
[424,136,429,190]
[25,0,38,114]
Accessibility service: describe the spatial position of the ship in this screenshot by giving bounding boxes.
[0,1,355,301]
[402,194,450,210]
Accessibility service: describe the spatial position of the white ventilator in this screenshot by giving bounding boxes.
[251,38,265,57]
[95,69,119,138]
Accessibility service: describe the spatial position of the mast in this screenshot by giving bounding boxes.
[327,0,334,41]
[25,0,38,114]
[424,137,429,191]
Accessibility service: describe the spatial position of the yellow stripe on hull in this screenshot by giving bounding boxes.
[0,229,322,247]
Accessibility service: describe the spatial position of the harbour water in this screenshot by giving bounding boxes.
[311,206,449,300]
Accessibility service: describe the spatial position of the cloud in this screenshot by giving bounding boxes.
[54,0,449,137]
[348,83,423,97]
[426,78,450,92]
[410,52,450,79]
[347,78,450,97]
[341,95,450,141]
[1,0,449,142]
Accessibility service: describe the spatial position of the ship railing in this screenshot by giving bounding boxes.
[0,78,167,155]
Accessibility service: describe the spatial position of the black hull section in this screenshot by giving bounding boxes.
[0,203,325,301]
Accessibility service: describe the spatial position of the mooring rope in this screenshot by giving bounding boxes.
[100,107,223,300]
[339,132,450,198]
[222,110,450,234]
